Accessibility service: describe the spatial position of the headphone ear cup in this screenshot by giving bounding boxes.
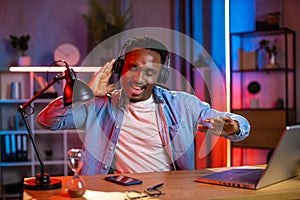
[113,57,124,74]
[157,55,170,84]
[158,67,170,84]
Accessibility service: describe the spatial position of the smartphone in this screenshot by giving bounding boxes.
[104,175,143,186]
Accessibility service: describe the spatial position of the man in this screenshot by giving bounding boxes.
[37,36,250,175]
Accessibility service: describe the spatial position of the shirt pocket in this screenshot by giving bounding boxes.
[169,122,182,140]
[168,121,194,161]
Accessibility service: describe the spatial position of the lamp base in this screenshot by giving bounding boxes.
[24,173,62,190]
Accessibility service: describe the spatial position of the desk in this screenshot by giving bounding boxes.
[23,168,300,200]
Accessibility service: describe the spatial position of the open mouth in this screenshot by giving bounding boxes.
[129,84,146,95]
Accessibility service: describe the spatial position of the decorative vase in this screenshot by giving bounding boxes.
[269,53,276,65]
[18,56,31,66]
[257,47,268,70]
[265,52,279,69]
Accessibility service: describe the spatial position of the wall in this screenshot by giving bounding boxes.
[283,0,300,123]
[0,0,89,69]
[0,0,173,70]
[0,0,231,170]
[127,0,173,29]
[255,0,300,123]
[230,0,300,166]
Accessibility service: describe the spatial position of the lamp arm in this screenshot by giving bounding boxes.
[18,74,65,180]
[20,74,65,109]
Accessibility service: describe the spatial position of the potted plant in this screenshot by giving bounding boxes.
[10,34,31,66]
[258,39,278,68]
[82,0,132,50]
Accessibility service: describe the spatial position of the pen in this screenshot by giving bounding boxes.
[150,183,164,190]
[144,183,165,197]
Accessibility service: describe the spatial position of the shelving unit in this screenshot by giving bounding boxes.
[0,68,94,198]
[230,28,296,150]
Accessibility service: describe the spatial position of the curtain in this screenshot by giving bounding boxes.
[173,0,228,169]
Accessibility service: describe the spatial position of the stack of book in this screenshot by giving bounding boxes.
[0,134,28,162]
[1,113,28,162]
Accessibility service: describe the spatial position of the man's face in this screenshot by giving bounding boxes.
[120,48,162,102]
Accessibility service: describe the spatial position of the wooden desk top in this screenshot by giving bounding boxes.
[23,168,300,200]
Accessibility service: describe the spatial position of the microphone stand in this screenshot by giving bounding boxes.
[19,74,65,190]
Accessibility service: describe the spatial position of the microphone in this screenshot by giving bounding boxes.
[19,60,94,190]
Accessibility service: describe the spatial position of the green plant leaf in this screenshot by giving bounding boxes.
[9,34,30,55]
[82,0,132,48]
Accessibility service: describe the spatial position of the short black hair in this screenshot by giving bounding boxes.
[124,36,169,64]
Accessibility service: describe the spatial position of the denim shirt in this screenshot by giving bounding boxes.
[37,86,250,175]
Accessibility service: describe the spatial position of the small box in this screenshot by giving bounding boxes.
[238,49,257,70]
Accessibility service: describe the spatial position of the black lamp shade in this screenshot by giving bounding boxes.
[64,79,94,107]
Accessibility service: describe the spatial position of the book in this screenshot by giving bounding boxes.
[0,134,27,162]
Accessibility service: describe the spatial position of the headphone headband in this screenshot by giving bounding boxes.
[113,37,170,84]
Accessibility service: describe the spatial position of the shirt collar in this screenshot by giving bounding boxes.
[112,85,165,109]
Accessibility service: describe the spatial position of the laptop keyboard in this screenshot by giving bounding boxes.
[204,168,264,183]
[229,169,264,184]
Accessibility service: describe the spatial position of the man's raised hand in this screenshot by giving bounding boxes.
[88,59,116,96]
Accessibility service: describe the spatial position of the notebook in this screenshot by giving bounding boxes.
[196,125,300,190]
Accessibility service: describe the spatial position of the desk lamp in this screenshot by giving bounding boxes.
[18,60,94,190]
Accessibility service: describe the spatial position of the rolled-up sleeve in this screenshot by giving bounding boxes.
[194,96,250,142]
[224,114,250,142]
[37,96,86,130]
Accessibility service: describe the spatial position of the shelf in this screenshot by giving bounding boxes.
[0,98,54,103]
[0,70,87,198]
[32,130,65,134]
[231,28,294,37]
[232,108,294,111]
[232,68,294,73]
[36,160,66,165]
[0,160,66,167]
[9,66,100,72]
[0,130,28,135]
[0,99,27,104]
[0,193,19,199]
[0,161,32,167]
[32,129,83,134]
[232,110,288,148]
[230,28,296,149]
[0,129,83,135]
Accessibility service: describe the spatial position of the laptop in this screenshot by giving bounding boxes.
[196,125,300,190]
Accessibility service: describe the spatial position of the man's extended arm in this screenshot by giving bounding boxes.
[37,97,86,130]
